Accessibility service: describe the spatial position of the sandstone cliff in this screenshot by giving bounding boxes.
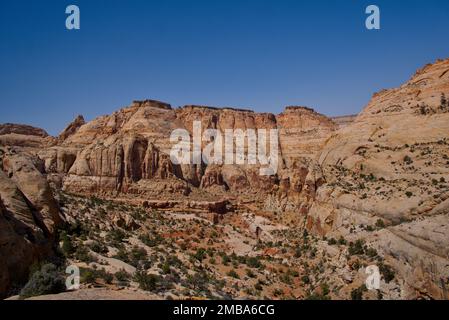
[307,58,449,299]
[0,169,57,298]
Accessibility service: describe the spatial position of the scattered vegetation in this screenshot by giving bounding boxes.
[20,264,66,299]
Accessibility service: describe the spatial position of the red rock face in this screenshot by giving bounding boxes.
[43,101,338,203]
[58,115,85,142]
[0,124,49,137]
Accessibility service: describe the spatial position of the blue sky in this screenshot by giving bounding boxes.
[1,0,449,135]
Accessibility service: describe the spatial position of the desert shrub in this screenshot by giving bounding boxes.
[166,255,183,268]
[74,246,97,263]
[129,246,148,267]
[379,263,395,283]
[337,236,347,245]
[220,253,231,266]
[20,264,66,299]
[186,271,209,291]
[305,293,330,300]
[227,269,239,279]
[161,262,171,274]
[114,269,131,284]
[89,196,105,206]
[134,271,159,291]
[327,238,337,245]
[280,273,292,285]
[375,219,385,228]
[113,248,129,262]
[80,267,113,284]
[193,248,207,262]
[67,221,84,236]
[254,282,263,291]
[348,240,365,256]
[301,275,310,284]
[60,232,75,257]
[350,284,367,300]
[107,228,127,244]
[273,288,284,297]
[403,155,413,165]
[365,247,378,258]
[139,233,163,247]
[321,283,330,296]
[246,269,256,278]
[89,241,108,254]
[246,256,262,269]
[405,191,413,198]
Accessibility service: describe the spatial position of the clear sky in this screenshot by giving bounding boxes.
[1,0,449,135]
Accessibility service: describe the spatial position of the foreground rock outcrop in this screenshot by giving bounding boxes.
[0,171,57,298]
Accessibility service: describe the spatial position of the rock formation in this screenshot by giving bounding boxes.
[58,115,85,142]
[0,171,56,298]
[0,124,49,138]
[307,58,449,298]
[1,58,448,300]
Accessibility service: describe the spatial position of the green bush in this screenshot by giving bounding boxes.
[161,262,171,274]
[221,254,231,266]
[139,233,163,247]
[80,267,113,284]
[365,247,378,258]
[350,284,367,300]
[246,269,256,278]
[348,240,365,256]
[129,246,148,267]
[61,235,75,257]
[20,264,66,299]
[74,246,97,263]
[375,219,385,229]
[246,256,262,269]
[107,228,127,244]
[114,269,131,284]
[193,248,207,262]
[227,269,239,279]
[379,263,395,283]
[337,236,347,245]
[254,282,263,291]
[280,273,292,285]
[89,241,108,254]
[301,275,310,284]
[403,155,413,165]
[134,271,159,291]
[186,272,209,291]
